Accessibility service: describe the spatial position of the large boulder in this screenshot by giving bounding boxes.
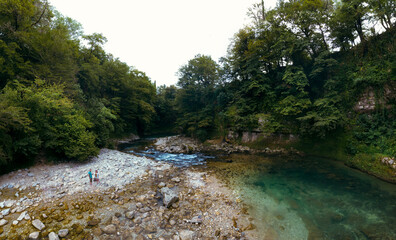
[160,187,179,208]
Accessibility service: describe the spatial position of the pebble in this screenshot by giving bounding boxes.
[179,230,195,240]
[125,211,135,219]
[48,232,60,240]
[102,224,117,234]
[29,232,40,240]
[171,177,181,183]
[58,229,69,237]
[32,219,45,230]
[5,201,13,208]
[0,219,8,227]
[12,220,18,225]
[17,211,27,221]
[1,208,10,216]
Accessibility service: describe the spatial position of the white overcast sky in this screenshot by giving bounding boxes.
[49,0,277,86]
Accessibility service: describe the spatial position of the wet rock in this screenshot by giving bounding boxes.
[161,187,179,208]
[29,232,40,240]
[103,224,117,234]
[179,230,195,240]
[32,219,45,230]
[48,232,60,240]
[58,229,69,237]
[0,219,8,227]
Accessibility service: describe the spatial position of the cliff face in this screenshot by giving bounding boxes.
[355,85,395,113]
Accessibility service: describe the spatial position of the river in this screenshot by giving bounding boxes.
[120,138,396,240]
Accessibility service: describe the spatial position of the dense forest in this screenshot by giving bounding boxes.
[157,0,396,179]
[0,0,156,171]
[1,0,395,179]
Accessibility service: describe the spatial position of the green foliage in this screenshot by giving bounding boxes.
[9,80,98,161]
[175,55,221,140]
[0,0,158,170]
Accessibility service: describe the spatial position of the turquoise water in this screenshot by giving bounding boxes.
[216,154,396,240]
[121,140,396,239]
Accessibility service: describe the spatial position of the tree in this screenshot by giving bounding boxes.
[176,55,221,140]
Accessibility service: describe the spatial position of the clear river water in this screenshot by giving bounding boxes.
[120,138,396,240]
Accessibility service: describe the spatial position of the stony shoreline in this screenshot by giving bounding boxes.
[0,148,258,239]
[154,135,304,156]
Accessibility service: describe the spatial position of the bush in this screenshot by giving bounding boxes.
[1,80,98,162]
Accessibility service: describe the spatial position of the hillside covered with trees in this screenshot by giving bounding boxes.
[1,0,395,180]
[158,0,396,180]
[0,0,156,171]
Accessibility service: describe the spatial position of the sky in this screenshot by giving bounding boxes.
[49,0,278,86]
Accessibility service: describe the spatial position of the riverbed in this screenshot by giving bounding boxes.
[126,137,396,240]
[0,142,256,239]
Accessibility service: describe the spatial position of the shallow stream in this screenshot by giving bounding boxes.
[120,139,396,240]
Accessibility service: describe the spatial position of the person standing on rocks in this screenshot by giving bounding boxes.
[88,169,93,185]
[94,170,100,183]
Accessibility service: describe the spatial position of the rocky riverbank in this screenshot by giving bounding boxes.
[154,135,304,156]
[0,149,258,239]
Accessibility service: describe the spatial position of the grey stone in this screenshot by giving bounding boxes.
[48,232,60,240]
[125,211,135,219]
[17,211,27,221]
[179,230,195,240]
[160,187,179,208]
[29,232,40,240]
[102,224,117,234]
[1,208,10,216]
[32,219,45,230]
[58,229,69,237]
[0,219,8,227]
[189,215,203,224]
[171,177,181,183]
[5,200,13,208]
